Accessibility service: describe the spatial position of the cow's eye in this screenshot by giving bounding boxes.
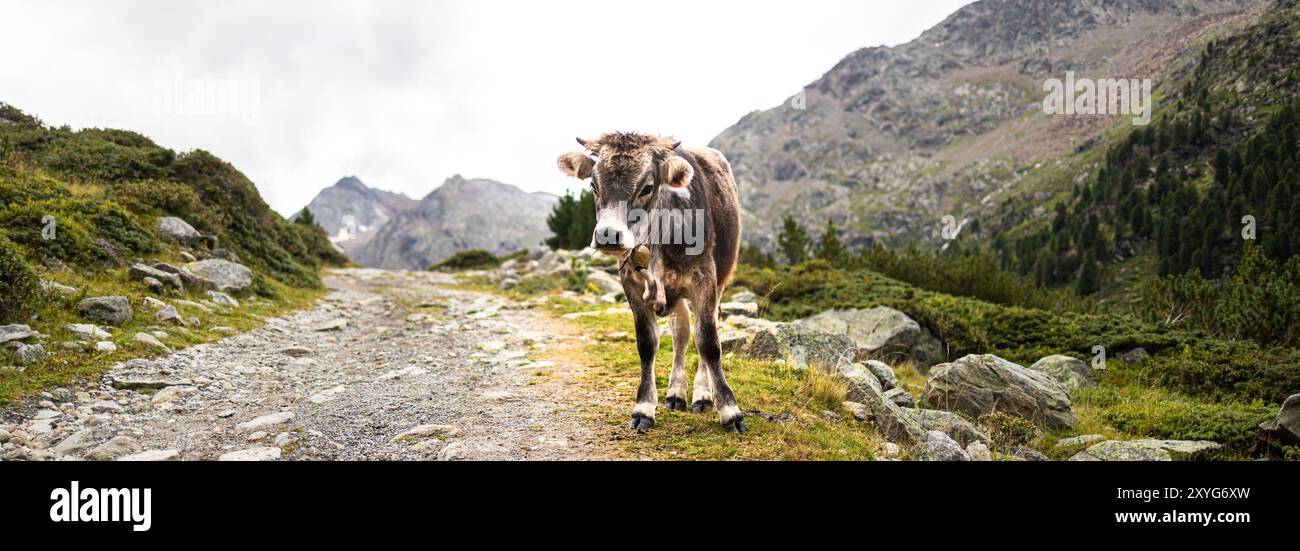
[638,184,654,197]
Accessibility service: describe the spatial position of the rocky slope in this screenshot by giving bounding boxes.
[349,175,557,270]
[708,0,1263,249]
[301,176,417,244]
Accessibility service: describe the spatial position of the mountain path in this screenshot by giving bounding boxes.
[3,268,611,461]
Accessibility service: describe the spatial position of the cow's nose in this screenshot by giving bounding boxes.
[593,224,633,252]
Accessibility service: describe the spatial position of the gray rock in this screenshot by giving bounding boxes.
[1055,434,1106,448]
[585,270,622,296]
[745,324,856,369]
[1117,347,1150,364]
[207,290,239,307]
[911,408,993,447]
[13,344,47,365]
[1259,393,1300,449]
[915,430,969,461]
[730,290,759,303]
[1028,354,1096,392]
[864,359,897,390]
[315,319,347,331]
[86,436,142,461]
[128,263,182,290]
[77,296,133,326]
[796,306,942,367]
[921,354,1077,430]
[218,447,282,461]
[111,374,191,390]
[236,412,294,431]
[65,323,111,340]
[94,341,117,353]
[1011,446,1050,461]
[52,430,93,456]
[883,387,915,408]
[720,302,759,317]
[156,216,202,244]
[842,401,869,421]
[186,259,253,291]
[118,449,180,461]
[154,263,215,291]
[131,332,171,352]
[40,280,79,296]
[1069,439,1220,461]
[0,324,34,344]
[835,362,929,446]
[155,305,183,324]
[966,441,993,461]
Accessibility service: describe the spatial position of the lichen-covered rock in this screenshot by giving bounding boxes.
[77,296,133,326]
[1028,354,1096,392]
[0,324,34,345]
[914,430,969,461]
[795,306,942,367]
[1259,393,1300,449]
[186,259,253,292]
[1069,439,1220,461]
[883,387,915,408]
[745,323,856,369]
[864,359,897,390]
[128,263,182,290]
[922,354,1077,430]
[835,362,928,446]
[911,408,993,447]
[156,216,201,244]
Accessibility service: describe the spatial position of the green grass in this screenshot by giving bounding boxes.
[0,264,323,404]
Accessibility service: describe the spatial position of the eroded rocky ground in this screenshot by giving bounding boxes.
[0,269,608,461]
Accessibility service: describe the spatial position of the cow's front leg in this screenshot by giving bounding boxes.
[664,300,691,412]
[629,303,660,431]
[691,285,745,433]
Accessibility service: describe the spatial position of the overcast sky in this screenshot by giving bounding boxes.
[0,0,970,215]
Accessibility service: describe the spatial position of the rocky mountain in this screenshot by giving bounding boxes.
[302,176,417,243]
[349,175,558,270]
[709,0,1264,249]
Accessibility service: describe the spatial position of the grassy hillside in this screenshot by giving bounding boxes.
[0,103,345,402]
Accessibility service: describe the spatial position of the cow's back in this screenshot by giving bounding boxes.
[684,147,741,287]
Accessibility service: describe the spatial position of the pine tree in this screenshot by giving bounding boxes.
[294,208,317,226]
[777,216,811,265]
[814,218,847,264]
[1078,250,1101,296]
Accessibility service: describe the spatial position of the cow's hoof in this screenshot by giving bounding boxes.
[690,399,713,414]
[629,413,655,431]
[722,416,748,434]
[664,396,688,412]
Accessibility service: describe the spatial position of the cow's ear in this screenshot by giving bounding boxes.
[557,151,594,179]
[660,156,693,189]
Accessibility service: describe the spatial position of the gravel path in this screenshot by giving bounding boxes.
[0,268,608,461]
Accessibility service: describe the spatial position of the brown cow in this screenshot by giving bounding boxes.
[556,132,746,433]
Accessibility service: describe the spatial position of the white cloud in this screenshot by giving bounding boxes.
[0,0,971,215]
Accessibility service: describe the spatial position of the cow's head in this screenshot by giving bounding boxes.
[556,132,693,256]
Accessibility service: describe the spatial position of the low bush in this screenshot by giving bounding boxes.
[0,234,42,323]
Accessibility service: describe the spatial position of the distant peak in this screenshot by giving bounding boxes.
[334,176,366,190]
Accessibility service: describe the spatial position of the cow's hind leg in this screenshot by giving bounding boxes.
[664,300,690,412]
[629,305,660,431]
[691,283,745,433]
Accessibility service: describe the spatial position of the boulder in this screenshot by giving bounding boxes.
[585,270,622,296]
[156,216,201,244]
[154,263,215,291]
[864,359,897,390]
[921,354,1077,430]
[184,259,252,291]
[1258,393,1300,449]
[914,430,969,461]
[40,280,78,296]
[13,344,47,365]
[1028,354,1096,392]
[86,436,143,461]
[128,263,182,290]
[207,290,239,307]
[835,362,928,446]
[77,296,133,326]
[883,387,915,408]
[911,408,993,447]
[0,324,34,345]
[1069,439,1220,461]
[66,323,111,340]
[745,324,856,369]
[795,306,942,367]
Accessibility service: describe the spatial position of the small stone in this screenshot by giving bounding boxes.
[118,449,180,461]
[86,436,142,461]
[13,344,47,365]
[1055,434,1107,448]
[235,411,294,431]
[914,430,970,461]
[94,341,117,353]
[842,401,869,421]
[77,296,133,326]
[66,324,111,340]
[218,447,281,461]
[279,346,313,357]
[966,441,993,461]
[246,431,268,442]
